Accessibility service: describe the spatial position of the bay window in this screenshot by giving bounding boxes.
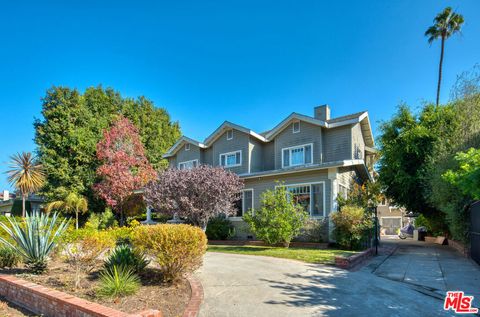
[281,182,325,217]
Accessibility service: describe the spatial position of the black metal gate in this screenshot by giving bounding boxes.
[471,201,480,265]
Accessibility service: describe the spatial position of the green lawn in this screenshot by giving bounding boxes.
[207,245,357,264]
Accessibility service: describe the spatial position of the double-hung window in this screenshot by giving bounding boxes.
[280,182,325,217]
[234,189,254,217]
[220,150,241,167]
[178,159,198,170]
[282,144,313,168]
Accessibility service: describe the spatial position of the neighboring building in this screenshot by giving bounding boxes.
[377,197,409,236]
[0,190,45,216]
[163,105,376,241]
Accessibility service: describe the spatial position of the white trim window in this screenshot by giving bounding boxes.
[234,189,254,217]
[278,182,325,217]
[282,144,313,168]
[178,159,198,170]
[292,121,300,133]
[220,150,242,167]
[227,129,233,140]
[338,184,348,200]
[185,143,190,151]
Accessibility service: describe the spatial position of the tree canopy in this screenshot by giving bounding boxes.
[34,86,181,212]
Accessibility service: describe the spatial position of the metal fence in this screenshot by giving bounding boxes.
[471,201,480,265]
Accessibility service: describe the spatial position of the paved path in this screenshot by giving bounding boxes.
[196,243,474,316]
[374,239,480,309]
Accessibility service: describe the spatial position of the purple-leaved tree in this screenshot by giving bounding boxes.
[144,165,244,229]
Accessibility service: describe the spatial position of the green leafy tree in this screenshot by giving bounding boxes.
[443,148,480,200]
[378,103,456,217]
[243,185,308,247]
[45,192,88,230]
[34,86,181,212]
[425,7,464,107]
[6,152,45,217]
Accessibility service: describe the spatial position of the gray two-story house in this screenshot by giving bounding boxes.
[162,105,376,241]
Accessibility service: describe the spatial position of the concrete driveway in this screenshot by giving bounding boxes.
[196,243,469,316]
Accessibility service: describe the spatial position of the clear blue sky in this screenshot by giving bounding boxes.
[1,0,479,190]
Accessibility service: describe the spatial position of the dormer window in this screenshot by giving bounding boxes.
[185,143,190,151]
[292,121,300,133]
[227,129,233,140]
[282,144,313,168]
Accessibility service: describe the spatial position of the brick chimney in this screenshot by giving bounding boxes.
[314,105,330,121]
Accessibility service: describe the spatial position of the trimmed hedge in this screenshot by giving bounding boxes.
[132,224,207,282]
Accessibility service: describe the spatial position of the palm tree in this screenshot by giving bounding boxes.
[425,7,464,107]
[6,152,45,217]
[45,192,88,230]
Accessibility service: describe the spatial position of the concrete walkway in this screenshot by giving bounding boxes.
[196,245,469,316]
[374,239,480,309]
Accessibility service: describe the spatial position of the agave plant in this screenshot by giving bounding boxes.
[103,244,150,274]
[0,211,69,273]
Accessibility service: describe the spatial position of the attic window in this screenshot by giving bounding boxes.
[227,129,233,140]
[185,144,190,151]
[293,121,300,133]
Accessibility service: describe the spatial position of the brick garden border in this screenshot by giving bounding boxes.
[334,244,399,270]
[0,274,164,317]
[182,276,204,317]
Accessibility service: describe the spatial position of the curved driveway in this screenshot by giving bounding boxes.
[196,250,452,317]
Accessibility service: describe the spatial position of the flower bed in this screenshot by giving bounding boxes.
[0,260,190,317]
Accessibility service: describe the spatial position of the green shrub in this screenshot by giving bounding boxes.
[98,265,140,298]
[331,205,373,250]
[0,211,69,273]
[60,228,116,288]
[104,244,149,274]
[132,224,207,282]
[85,208,118,230]
[294,219,327,243]
[243,186,308,247]
[205,216,235,240]
[0,247,21,269]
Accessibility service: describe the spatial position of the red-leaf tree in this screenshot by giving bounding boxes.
[94,116,156,225]
[144,165,244,229]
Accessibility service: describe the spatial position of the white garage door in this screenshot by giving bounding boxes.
[381,217,402,235]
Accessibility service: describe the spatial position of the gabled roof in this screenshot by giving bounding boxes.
[163,108,375,158]
[204,121,267,146]
[162,136,206,158]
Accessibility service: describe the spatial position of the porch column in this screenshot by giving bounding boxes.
[141,206,157,225]
[327,167,338,242]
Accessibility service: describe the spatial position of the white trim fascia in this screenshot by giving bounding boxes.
[275,181,326,217]
[162,136,206,158]
[204,121,267,146]
[219,150,242,168]
[281,143,314,168]
[265,113,327,139]
[240,159,365,179]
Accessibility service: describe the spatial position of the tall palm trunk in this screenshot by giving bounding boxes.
[436,35,445,107]
[75,210,79,230]
[22,193,26,218]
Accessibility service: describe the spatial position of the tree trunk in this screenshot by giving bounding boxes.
[22,194,26,218]
[436,35,445,108]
